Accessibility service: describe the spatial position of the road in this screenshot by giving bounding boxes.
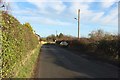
[34,44,119,78]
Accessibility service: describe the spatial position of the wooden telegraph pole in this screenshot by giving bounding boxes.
[78,9,80,39]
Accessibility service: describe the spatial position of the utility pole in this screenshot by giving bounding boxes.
[56,30,57,37]
[78,9,80,39]
[56,30,57,40]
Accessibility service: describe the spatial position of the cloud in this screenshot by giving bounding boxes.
[69,1,118,27]
[101,2,114,8]
[91,7,118,27]
[99,0,118,9]
[69,2,96,23]
[101,0,118,9]
[48,1,66,14]
[91,12,104,22]
[10,1,70,26]
[43,18,71,26]
[5,0,66,15]
[10,0,118,31]
[26,0,66,14]
[100,0,118,2]
[12,8,40,16]
[5,0,119,2]
[6,0,118,37]
[17,16,71,26]
[69,2,90,14]
[102,7,118,25]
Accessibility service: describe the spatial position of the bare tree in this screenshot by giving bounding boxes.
[89,29,105,41]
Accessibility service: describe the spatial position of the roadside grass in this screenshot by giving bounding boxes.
[15,44,41,78]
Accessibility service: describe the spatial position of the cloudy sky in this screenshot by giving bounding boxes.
[5,0,119,37]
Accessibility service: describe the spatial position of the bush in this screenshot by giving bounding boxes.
[96,40,118,58]
[69,39,90,51]
[1,12,39,78]
[68,37,119,61]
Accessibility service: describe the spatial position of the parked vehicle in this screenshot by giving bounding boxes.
[60,41,69,47]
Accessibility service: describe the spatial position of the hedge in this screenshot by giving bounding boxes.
[67,38,119,61]
[1,11,39,78]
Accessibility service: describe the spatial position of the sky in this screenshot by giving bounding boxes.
[3,0,119,37]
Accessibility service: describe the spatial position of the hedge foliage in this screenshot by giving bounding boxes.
[1,11,39,78]
[96,40,119,58]
[69,38,119,61]
[55,36,119,61]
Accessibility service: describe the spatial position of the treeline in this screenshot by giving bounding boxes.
[1,11,39,78]
[41,33,75,42]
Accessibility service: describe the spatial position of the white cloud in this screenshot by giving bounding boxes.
[102,2,112,8]
[102,7,118,25]
[10,0,69,26]
[5,0,119,2]
[69,2,96,23]
[69,1,118,27]
[26,0,66,14]
[48,1,66,14]
[10,2,40,16]
[10,0,118,28]
[5,0,118,37]
[100,0,118,2]
[91,12,104,22]
[91,7,118,26]
[17,16,71,26]
[69,2,93,19]
[100,0,118,8]
[43,18,71,26]
[101,2,115,8]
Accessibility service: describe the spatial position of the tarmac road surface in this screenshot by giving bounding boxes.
[34,44,119,78]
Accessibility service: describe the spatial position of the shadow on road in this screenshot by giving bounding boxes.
[34,44,119,78]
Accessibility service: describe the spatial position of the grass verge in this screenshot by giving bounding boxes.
[15,44,41,78]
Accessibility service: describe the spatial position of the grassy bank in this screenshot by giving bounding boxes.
[15,44,41,78]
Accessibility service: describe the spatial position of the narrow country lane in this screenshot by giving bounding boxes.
[34,44,119,78]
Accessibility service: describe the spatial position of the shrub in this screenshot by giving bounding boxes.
[1,12,39,78]
[96,40,118,58]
